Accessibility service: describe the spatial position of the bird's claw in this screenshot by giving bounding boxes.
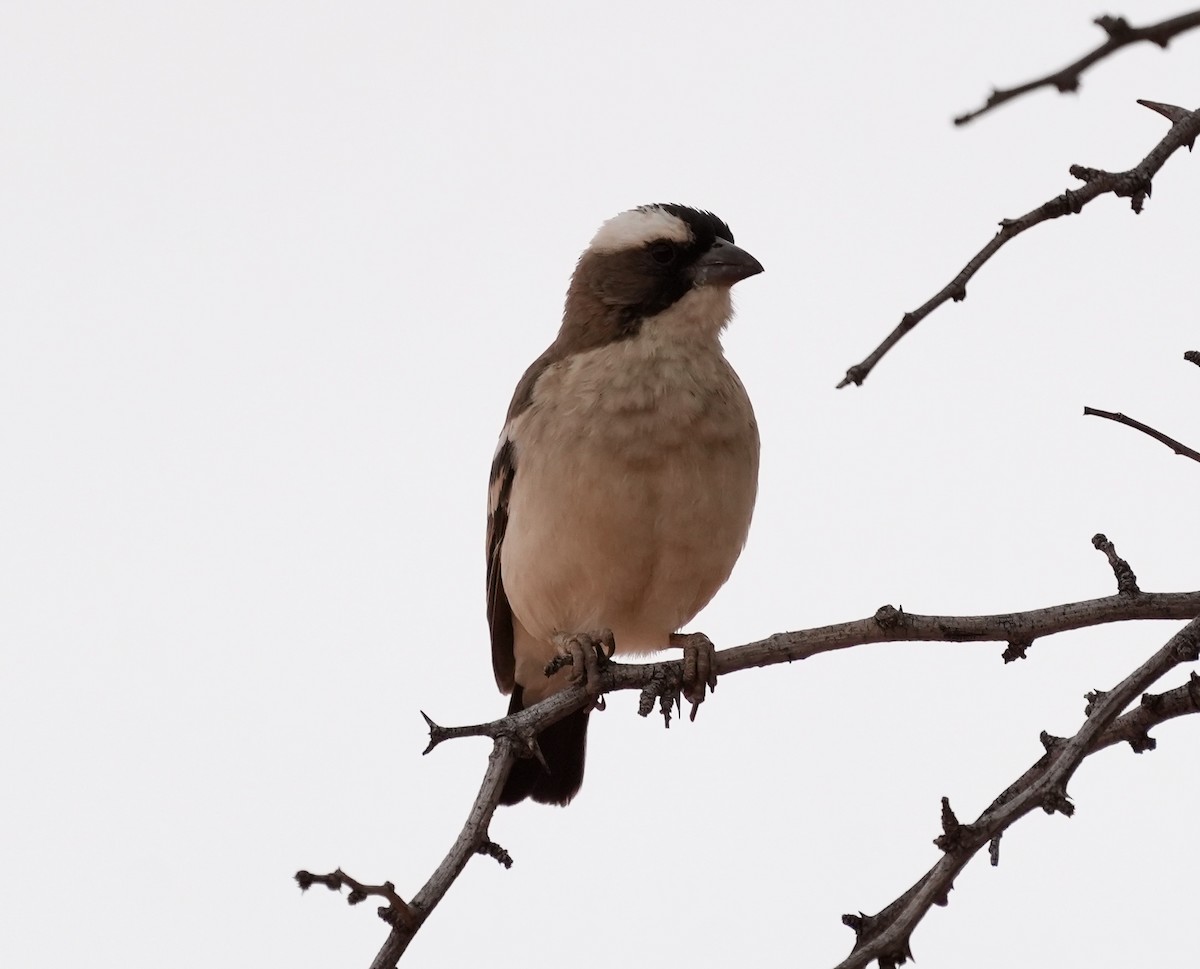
[547,629,615,701]
[670,631,719,720]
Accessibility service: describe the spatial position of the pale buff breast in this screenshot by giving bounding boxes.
[500,330,759,675]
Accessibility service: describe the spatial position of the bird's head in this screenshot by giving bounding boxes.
[560,203,763,348]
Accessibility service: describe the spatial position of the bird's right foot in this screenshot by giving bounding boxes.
[545,629,616,701]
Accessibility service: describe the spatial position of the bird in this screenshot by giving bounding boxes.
[486,203,762,806]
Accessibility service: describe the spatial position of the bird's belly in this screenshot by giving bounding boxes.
[501,435,756,657]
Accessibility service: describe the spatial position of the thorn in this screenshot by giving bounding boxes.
[421,711,446,756]
[989,833,1002,866]
[527,735,550,775]
[837,364,867,389]
[1137,99,1191,124]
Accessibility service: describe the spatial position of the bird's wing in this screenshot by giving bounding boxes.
[486,435,517,693]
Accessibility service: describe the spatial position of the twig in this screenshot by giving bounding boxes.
[835,617,1200,969]
[1084,406,1200,464]
[838,102,1200,389]
[1091,533,1140,595]
[294,869,418,929]
[954,10,1200,126]
[1185,350,1200,368]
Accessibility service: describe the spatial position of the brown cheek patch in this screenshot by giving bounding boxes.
[590,251,657,306]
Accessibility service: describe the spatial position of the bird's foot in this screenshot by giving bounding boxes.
[670,631,719,721]
[545,629,616,706]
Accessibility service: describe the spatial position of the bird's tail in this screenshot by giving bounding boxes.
[499,685,590,806]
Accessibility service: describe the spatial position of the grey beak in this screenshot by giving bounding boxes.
[690,237,764,287]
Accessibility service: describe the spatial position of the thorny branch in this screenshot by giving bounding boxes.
[299,533,1200,967]
[838,101,1200,389]
[836,618,1200,969]
[954,11,1200,126]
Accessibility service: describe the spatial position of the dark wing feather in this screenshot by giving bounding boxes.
[487,344,565,696]
[486,437,516,692]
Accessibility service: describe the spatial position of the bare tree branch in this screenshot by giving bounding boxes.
[838,102,1200,389]
[1185,350,1200,368]
[835,618,1200,969]
[300,552,1200,966]
[954,10,1200,126]
[1084,406,1200,464]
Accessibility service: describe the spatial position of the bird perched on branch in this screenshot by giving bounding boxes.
[486,203,762,805]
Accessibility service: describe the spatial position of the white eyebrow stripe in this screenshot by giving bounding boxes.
[588,206,692,253]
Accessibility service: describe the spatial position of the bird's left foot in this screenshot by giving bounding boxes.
[546,629,616,704]
[670,631,719,721]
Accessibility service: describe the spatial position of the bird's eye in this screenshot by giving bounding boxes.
[648,241,676,265]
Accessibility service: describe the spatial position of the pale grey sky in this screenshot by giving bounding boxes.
[2,2,1197,967]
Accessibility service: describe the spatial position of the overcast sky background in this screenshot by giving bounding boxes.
[3,2,1197,967]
